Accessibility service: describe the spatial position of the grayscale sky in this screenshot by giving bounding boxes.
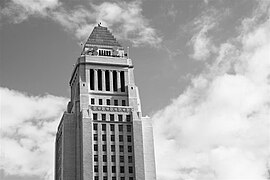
[1,0,270,180]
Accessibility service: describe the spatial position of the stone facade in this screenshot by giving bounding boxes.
[55,25,156,180]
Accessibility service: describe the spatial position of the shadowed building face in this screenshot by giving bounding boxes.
[55,25,156,180]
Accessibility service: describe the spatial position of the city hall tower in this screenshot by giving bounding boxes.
[55,25,156,180]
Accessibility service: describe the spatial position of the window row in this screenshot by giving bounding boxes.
[93,144,132,153]
[93,134,132,142]
[93,124,132,132]
[93,114,131,122]
[94,176,134,180]
[94,165,133,174]
[94,155,133,163]
[91,98,127,106]
[90,69,125,92]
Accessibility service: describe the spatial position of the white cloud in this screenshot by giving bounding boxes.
[1,0,161,47]
[1,87,68,179]
[154,1,270,180]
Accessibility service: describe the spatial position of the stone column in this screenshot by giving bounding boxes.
[94,69,98,91]
[117,71,121,92]
[109,70,113,92]
[102,69,106,91]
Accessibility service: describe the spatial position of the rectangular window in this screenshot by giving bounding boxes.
[110,114,114,121]
[91,98,95,105]
[120,166,125,173]
[111,135,115,141]
[102,124,106,131]
[119,125,123,132]
[94,176,99,180]
[106,99,110,105]
[94,144,98,151]
[102,144,107,151]
[102,114,106,121]
[122,100,126,106]
[111,155,115,162]
[93,113,98,120]
[111,145,115,152]
[127,135,132,142]
[94,155,98,162]
[103,155,107,162]
[128,146,132,152]
[98,69,102,91]
[103,176,107,180]
[114,100,118,106]
[119,135,123,142]
[99,99,103,105]
[127,125,131,132]
[120,177,125,180]
[105,70,110,91]
[93,123,98,130]
[129,177,133,180]
[102,134,106,141]
[129,167,133,173]
[103,166,107,173]
[119,145,124,152]
[118,115,123,122]
[90,69,95,90]
[120,71,125,92]
[120,155,124,163]
[94,165,98,172]
[113,71,117,91]
[112,177,116,180]
[110,124,115,131]
[128,156,132,163]
[112,166,116,173]
[126,115,131,122]
[94,134,98,141]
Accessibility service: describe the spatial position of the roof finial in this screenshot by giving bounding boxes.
[98,22,101,27]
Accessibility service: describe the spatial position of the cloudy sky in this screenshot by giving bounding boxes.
[1,0,270,180]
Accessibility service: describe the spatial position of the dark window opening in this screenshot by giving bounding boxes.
[122,100,126,106]
[119,145,124,152]
[119,135,123,142]
[93,124,98,130]
[118,115,123,122]
[127,125,131,132]
[126,115,131,122]
[111,135,115,141]
[102,114,106,121]
[113,71,117,91]
[99,99,103,105]
[120,166,125,173]
[103,155,107,162]
[102,144,107,151]
[128,146,132,152]
[94,155,98,162]
[120,71,125,92]
[110,114,114,121]
[127,135,132,142]
[91,98,95,105]
[94,165,98,172]
[103,166,107,173]
[129,167,133,173]
[114,100,118,106]
[120,155,124,163]
[94,144,98,151]
[128,156,132,163]
[111,155,116,162]
[110,124,115,131]
[106,99,110,105]
[112,166,116,173]
[90,69,94,90]
[93,113,97,120]
[105,70,110,91]
[102,124,106,131]
[111,145,115,152]
[98,69,102,91]
[119,125,123,131]
[94,134,98,141]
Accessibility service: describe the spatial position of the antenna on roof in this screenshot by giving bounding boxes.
[98,22,101,27]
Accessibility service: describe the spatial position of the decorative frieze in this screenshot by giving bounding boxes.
[90,105,133,113]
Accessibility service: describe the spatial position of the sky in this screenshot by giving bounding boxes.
[1,0,270,180]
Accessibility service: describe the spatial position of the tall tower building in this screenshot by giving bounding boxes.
[55,25,156,180]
